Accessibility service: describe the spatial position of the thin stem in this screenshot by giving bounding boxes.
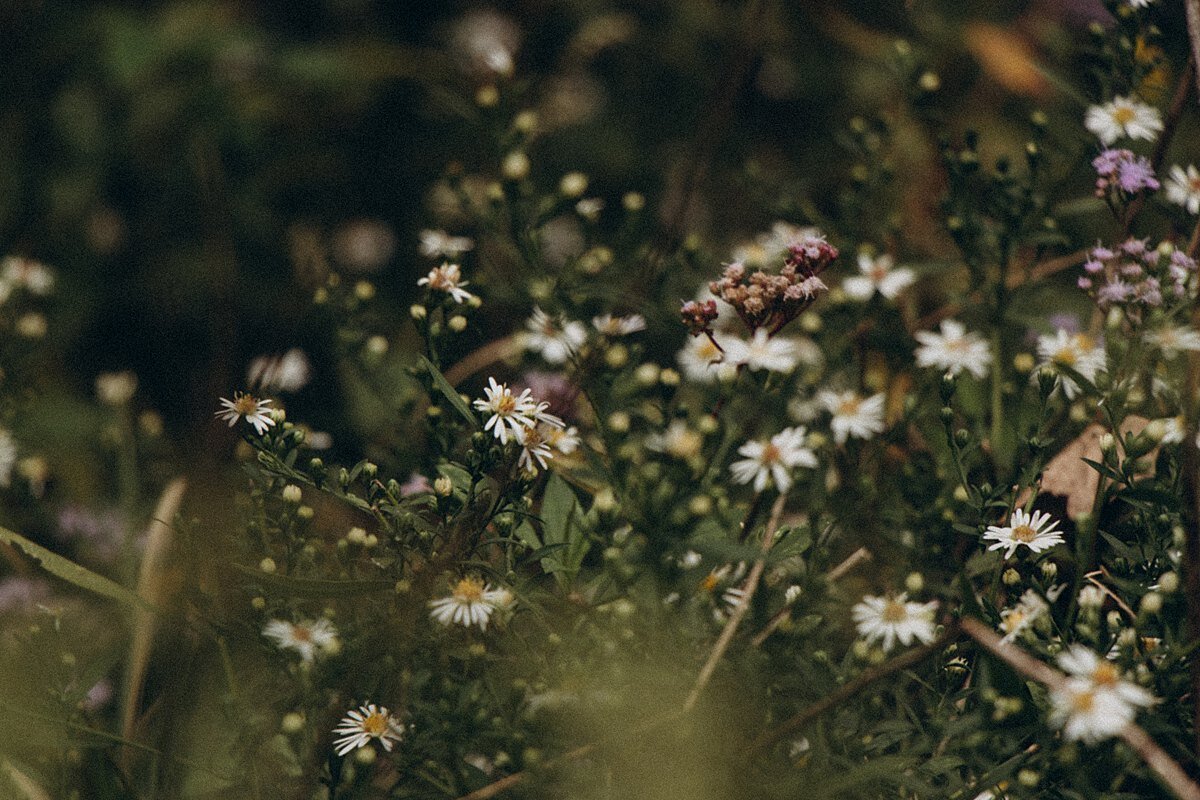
[747,622,962,754]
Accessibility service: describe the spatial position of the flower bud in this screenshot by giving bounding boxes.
[448,315,468,332]
[1002,568,1021,586]
[1140,592,1163,614]
[259,558,277,574]
[502,151,530,180]
[434,475,454,497]
[282,484,303,503]
[559,172,588,198]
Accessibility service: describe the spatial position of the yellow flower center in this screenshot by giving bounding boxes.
[1070,688,1096,713]
[1011,524,1038,543]
[700,573,720,593]
[881,600,908,623]
[234,394,260,415]
[838,397,862,416]
[1092,662,1119,687]
[870,265,888,282]
[1001,610,1026,633]
[1190,176,1200,192]
[362,711,389,736]
[760,442,781,465]
[495,394,516,415]
[1053,348,1077,366]
[1112,106,1137,125]
[453,577,485,603]
[291,625,312,643]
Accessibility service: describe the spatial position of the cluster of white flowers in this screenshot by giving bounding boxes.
[428,576,515,631]
[1050,646,1156,743]
[472,376,563,446]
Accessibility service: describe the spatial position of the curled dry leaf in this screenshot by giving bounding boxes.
[1033,417,1150,519]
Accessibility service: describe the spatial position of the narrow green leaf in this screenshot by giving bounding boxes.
[0,525,152,611]
[418,355,477,427]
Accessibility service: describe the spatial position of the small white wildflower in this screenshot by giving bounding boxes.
[914,319,992,379]
[729,426,817,493]
[1084,95,1163,146]
[1146,326,1200,359]
[473,377,561,445]
[247,348,311,393]
[514,424,555,473]
[419,229,474,258]
[852,593,938,652]
[524,307,587,364]
[998,589,1050,643]
[1036,329,1105,399]
[1165,164,1200,214]
[332,704,404,756]
[418,262,477,304]
[1057,645,1156,708]
[818,390,886,445]
[983,508,1065,559]
[215,392,276,436]
[428,576,513,631]
[679,550,703,569]
[677,333,736,383]
[721,328,800,373]
[842,253,915,301]
[262,618,339,663]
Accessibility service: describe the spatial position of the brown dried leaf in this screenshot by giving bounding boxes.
[963,23,1052,99]
[1037,417,1149,519]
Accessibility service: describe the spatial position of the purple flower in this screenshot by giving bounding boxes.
[1093,150,1158,196]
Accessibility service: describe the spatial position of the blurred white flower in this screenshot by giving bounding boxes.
[818,390,885,445]
[1036,329,1105,399]
[1084,96,1163,145]
[419,229,475,259]
[914,319,992,379]
[677,333,735,383]
[331,219,396,273]
[262,618,339,663]
[523,307,587,364]
[247,349,311,393]
[1146,325,1200,359]
[852,593,938,652]
[842,253,915,301]
[592,313,646,337]
[722,329,800,373]
[729,426,817,493]
[1164,164,1200,214]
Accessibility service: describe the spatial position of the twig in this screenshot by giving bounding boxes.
[752,546,872,648]
[747,621,962,754]
[960,618,1200,800]
[1187,3,1200,95]
[443,334,520,387]
[684,493,787,711]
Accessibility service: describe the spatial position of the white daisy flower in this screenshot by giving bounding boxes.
[215,392,276,436]
[1084,95,1163,146]
[523,307,588,364]
[332,704,404,756]
[1146,325,1200,359]
[851,593,938,652]
[729,426,817,493]
[419,229,474,258]
[428,576,513,631]
[1057,645,1156,708]
[262,618,340,663]
[818,390,886,445]
[0,429,16,488]
[913,319,993,379]
[842,253,916,301]
[417,262,477,304]
[247,348,311,393]
[721,328,801,373]
[1165,164,1200,214]
[472,377,539,445]
[592,313,646,337]
[1050,679,1136,743]
[983,508,1065,559]
[1036,329,1106,399]
[677,333,736,383]
[998,589,1050,644]
[514,424,555,473]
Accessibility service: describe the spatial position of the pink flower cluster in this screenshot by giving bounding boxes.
[1078,238,1196,311]
[1092,149,1158,197]
[705,234,837,334]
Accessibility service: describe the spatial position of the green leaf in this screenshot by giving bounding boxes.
[535,474,590,588]
[418,355,477,427]
[232,565,393,598]
[0,526,152,611]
